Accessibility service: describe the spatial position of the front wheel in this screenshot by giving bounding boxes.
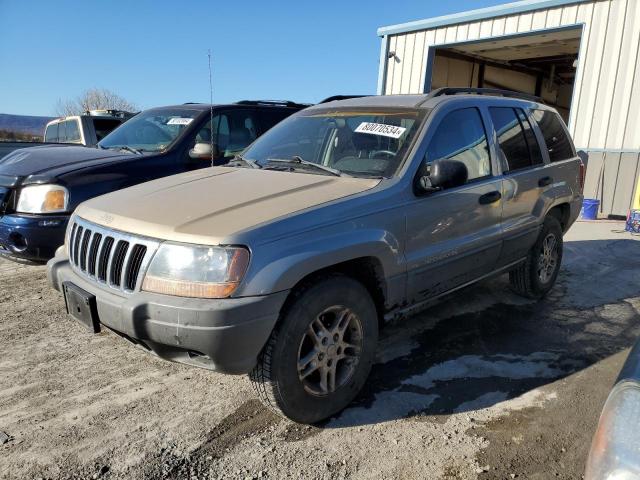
[509,215,563,299]
[249,275,378,424]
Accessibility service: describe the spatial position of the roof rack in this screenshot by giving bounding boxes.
[319,95,369,104]
[429,87,542,103]
[84,109,133,118]
[235,100,311,108]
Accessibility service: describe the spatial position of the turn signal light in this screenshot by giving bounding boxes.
[44,190,66,211]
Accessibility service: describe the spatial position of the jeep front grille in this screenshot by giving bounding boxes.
[67,217,160,293]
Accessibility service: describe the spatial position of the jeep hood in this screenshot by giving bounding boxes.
[0,144,133,184]
[76,167,380,244]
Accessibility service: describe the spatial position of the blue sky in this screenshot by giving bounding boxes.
[0,0,505,116]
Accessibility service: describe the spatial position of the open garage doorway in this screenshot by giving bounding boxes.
[427,26,583,123]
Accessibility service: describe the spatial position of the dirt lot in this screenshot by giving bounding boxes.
[1,221,639,480]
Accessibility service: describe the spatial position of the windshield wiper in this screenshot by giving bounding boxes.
[227,155,262,169]
[102,145,143,155]
[118,146,143,155]
[265,156,343,177]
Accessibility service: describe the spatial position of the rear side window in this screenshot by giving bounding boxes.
[490,107,538,172]
[66,120,81,142]
[57,121,67,142]
[532,109,574,162]
[425,107,491,181]
[516,109,543,166]
[44,123,58,142]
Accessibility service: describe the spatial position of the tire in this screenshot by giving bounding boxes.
[509,215,563,299]
[249,274,378,424]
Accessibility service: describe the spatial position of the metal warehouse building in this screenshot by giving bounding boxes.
[376,0,640,217]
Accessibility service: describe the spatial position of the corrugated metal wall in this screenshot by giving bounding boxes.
[380,0,640,216]
[582,150,640,216]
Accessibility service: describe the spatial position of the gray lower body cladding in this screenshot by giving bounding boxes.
[48,257,289,374]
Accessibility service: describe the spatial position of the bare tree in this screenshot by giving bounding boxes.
[55,88,137,116]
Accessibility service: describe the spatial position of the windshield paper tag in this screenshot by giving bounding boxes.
[355,122,406,139]
[167,117,193,126]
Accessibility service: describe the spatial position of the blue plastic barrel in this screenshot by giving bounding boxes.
[581,198,600,220]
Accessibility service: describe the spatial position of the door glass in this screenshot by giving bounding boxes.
[66,119,81,142]
[516,109,543,166]
[44,123,58,142]
[490,107,531,172]
[224,110,257,157]
[58,121,68,143]
[532,109,574,162]
[425,108,491,181]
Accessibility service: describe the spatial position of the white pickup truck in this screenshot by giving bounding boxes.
[44,109,134,147]
[0,110,135,160]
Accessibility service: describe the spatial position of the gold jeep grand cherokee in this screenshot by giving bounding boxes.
[48,90,584,423]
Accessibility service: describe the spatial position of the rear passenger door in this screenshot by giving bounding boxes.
[405,107,503,303]
[490,107,547,267]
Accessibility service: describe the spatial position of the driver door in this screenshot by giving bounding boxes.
[405,107,503,303]
[189,110,258,167]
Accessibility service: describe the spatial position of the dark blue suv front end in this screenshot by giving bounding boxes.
[0,212,69,262]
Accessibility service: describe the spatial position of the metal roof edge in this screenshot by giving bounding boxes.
[376,0,588,36]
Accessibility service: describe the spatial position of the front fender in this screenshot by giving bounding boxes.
[237,227,404,300]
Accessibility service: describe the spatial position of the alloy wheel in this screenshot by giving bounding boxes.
[297,305,363,396]
[537,233,559,284]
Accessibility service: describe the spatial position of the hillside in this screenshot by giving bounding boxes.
[0,113,55,136]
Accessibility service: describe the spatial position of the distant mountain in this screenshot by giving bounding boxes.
[0,113,55,136]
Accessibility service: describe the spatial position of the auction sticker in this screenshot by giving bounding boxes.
[355,122,406,139]
[167,117,193,126]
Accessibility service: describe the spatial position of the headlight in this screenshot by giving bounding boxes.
[142,243,250,299]
[16,184,69,214]
[585,380,640,480]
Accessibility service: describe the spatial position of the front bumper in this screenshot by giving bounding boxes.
[48,253,289,374]
[0,213,68,262]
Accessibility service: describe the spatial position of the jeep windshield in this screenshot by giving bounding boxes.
[241,108,427,177]
[98,108,200,153]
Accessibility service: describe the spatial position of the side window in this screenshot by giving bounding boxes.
[44,123,58,142]
[195,115,220,150]
[258,109,295,133]
[490,107,531,172]
[425,108,491,182]
[194,111,258,160]
[532,109,574,162]
[66,119,81,142]
[224,110,257,157]
[218,115,230,151]
[58,121,67,143]
[516,109,543,165]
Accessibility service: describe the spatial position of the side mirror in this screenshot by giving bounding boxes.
[415,158,468,194]
[189,142,219,161]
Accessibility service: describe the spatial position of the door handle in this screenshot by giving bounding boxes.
[478,191,502,205]
[538,176,553,187]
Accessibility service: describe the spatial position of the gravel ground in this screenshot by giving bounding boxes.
[0,220,639,480]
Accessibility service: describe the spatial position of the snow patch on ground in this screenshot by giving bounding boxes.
[330,391,439,427]
[334,352,562,427]
[404,352,563,391]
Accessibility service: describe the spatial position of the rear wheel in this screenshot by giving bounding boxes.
[249,275,378,424]
[509,215,563,299]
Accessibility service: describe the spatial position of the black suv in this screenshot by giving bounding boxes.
[0,100,308,262]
